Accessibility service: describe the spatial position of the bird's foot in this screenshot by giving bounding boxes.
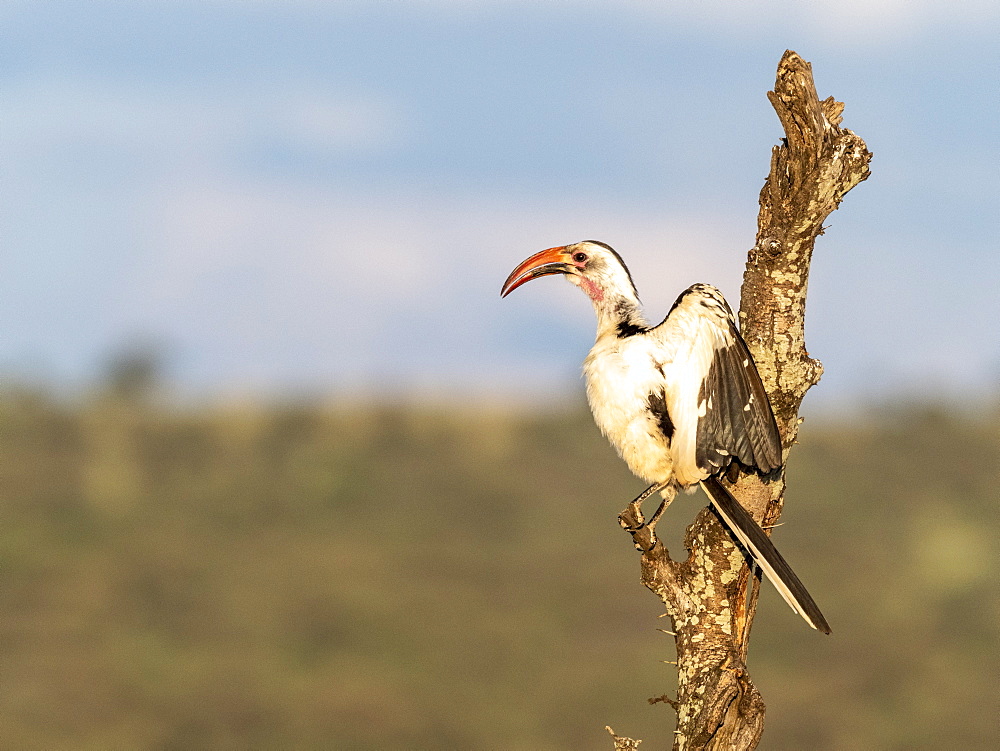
[619,498,646,530]
[619,484,673,552]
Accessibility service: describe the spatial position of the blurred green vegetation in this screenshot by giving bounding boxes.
[0,380,997,749]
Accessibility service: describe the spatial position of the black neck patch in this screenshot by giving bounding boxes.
[616,321,647,338]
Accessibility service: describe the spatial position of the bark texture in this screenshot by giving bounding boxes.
[613,51,871,750]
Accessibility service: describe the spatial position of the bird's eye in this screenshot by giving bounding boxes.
[573,252,588,263]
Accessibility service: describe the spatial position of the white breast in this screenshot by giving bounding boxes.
[583,334,676,485]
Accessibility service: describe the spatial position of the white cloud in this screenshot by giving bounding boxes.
[368,0,997,41]
[143,180,749,316]
[68,0,996,45]
[118,175,1000,403]
[4,77,406,167]
[118,178,752,393]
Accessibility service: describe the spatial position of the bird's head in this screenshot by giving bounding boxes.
[500,240,638,303]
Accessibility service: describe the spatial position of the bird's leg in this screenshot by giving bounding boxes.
[619,483,664,531]
[634,482,666,509]
[646,485,677,531]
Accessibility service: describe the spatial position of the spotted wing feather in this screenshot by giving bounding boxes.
[696,324,781,475]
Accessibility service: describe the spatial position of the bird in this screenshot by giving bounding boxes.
[501,240,830,634]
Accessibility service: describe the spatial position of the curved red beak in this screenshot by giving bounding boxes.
[500,246,574,298]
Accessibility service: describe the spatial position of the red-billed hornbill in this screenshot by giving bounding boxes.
[501,240,829,634]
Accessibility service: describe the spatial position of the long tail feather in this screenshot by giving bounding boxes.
[701,476,831,634]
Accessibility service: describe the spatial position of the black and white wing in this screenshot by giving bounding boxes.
[695,297,782,476]
[652,284,781,485]
[654,284,828,633]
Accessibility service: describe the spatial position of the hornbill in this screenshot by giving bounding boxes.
[501,240,830,634]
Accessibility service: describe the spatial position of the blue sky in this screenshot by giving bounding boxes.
[2,1,998,405]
